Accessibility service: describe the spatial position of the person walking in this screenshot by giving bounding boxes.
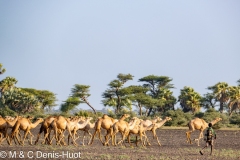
[199,123,216,155]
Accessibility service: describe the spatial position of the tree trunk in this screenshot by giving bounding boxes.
[147,107,153,116]
[83,98,96,114]
[138,104,142,116]
[219,102,224,113]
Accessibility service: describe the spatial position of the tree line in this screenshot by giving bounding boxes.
[0,63,240,117]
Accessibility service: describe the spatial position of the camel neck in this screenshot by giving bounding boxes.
[156,119,168,128]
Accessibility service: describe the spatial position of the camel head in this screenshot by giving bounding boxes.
[129,117,139,125]
[215,117,222,122]
[122,114,130,119]
[165,117,172,121]
[36,118,44,123]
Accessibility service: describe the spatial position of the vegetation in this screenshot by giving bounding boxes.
[0,62,239,128]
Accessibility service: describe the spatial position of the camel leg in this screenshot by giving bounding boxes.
[195,131,203,146]
[127,134,133,147]
[186,131,192,144]
[152,129,161,146]
[35,125,44,145]
[82,131,87,146]
[21,129,31,146]
[87,131,93,145]
[14,130,23,145]
[103,129,112,146]
[89,129,101,145]
[42,129,51,145]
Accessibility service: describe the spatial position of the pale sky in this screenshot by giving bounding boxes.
[1,1,240,111]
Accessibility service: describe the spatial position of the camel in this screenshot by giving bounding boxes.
[68,117,92,145]
[0,116,19,144]
[145,116,172,146]
[89,114,118,145]
[48,116,80,146]
[73,117,97,146]
[10,117,44,145]
[34,116,57,145]
[141,116,162,128]
[126,117,149,147]
[107,114,139,146]
[186,117,222,146]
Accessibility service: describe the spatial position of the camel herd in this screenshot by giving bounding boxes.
[0,114,222,147]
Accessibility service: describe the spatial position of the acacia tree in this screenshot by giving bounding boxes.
[207,82,230,113]
[60,97,80,114]
[122,85,154,116]
[71,84,96,114]
[201,93,217,109]
[0,63,6,75]
[138,75,175,116]
[102,73,133,114]
[21,88,57,110]
[178,86,202,114]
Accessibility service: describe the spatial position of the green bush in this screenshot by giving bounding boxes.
[229,113,240,127]
[75,110,103,122]
[163,109,194,126]
[200,108,229,129]
[0,106,17,117]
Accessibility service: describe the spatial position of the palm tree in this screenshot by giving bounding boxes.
[208,82,229,113]
[228,86,240,116]
[71,84,96,114]
[178,86,202,114]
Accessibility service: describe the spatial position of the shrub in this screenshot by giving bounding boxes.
[163,109,194,126]
[229,113,240,127]
[200,108,229,129]
[0,106,17,117]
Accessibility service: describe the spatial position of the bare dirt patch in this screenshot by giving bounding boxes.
[1,127,240,160]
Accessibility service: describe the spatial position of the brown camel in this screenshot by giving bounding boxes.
[49,116,80,146]
[186,117,222,146]
[89,114,118,145]
[34,116,57,145]
[0,116,19,144]
[10,117,44,145]
[146,116,172,146]
[107,114,139,146]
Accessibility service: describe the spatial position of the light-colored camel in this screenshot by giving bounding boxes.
[73,117,97,146]
[34,116,56,145]
[68,117,92,145]
[10,117,44,145]
[126,117,148,147]
[141,116,162,128]
[146,117,172,146]
[186,117,222,146]
[89,114,118,145]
